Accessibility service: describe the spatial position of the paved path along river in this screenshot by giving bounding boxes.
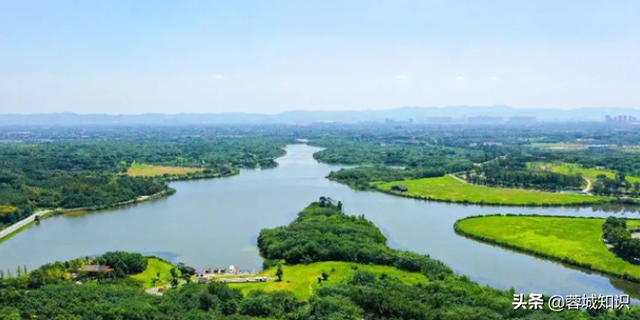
[0,210,50,241]
[1,144,639,299]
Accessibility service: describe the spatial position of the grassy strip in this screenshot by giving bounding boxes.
[126,163,204,177]
[229,261,428,300]
[378,175,611,207]
[131,257,177,288]
[454,214,640,283]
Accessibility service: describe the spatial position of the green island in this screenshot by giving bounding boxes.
[378,175,610,206]
[455,215,640,282]
[2,199,637,319]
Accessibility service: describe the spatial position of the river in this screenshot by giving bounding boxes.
[1,144,640,299]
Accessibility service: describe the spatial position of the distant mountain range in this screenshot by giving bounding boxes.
[1,106,639,125]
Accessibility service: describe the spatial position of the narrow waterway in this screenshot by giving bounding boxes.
[1,144,639,299]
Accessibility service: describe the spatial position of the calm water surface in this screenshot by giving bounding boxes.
[1,144,640,299]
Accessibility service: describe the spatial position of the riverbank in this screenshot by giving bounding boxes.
[454,214,640,283]
[0,166,250,245]
[378,175,612,207]
[0,188,176,244]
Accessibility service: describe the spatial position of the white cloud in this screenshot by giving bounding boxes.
[491,76,499,81]
[396,74,410,80]
[209,74,224,80]
[455,76,464,81]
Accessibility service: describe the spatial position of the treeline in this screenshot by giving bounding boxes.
[470,156,584,191]
[592,174,640,197]
[311,138,485,168]
[1,251,148,290]
[326,166,446,190]
[603,217,640,261]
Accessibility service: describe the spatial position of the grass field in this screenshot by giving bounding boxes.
[131,257,177,288]
[125,162,203,177]
[529,162,640,183]
[628,220,640,229]
[379,175,610,206]
[229,261,428,300]
[456,215,640,281]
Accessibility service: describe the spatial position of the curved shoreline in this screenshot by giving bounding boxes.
[0,147,293,245]
[454,214,640,284]
[376,186,612,207]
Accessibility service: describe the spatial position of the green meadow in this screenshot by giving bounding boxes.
[456,215,640,281]
[379,175,610,206]
[126,162,203,177]
[131,257,179,288]
[229,261,428,300]
[529,162,640,183]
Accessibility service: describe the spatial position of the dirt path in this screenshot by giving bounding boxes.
[582,178,592,193]
[448,174,468,184]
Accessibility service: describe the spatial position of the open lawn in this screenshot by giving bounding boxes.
[125,162,203,177]
[529,162,640,184]
[628,220,640,229]
[229,261,428,300]
[131,257,177,288]
[379,175,610,206]
[456,215,640,281]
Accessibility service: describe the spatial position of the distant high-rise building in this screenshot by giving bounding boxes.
[605,114,637,124]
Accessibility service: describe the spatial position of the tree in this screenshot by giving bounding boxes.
[181,272,192,284]
[275,264,283,282]
[321,270,329,281]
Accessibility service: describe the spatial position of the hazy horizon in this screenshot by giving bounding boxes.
[1,1,639,114]
[3,105,640,116]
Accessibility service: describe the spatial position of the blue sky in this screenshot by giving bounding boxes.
[1,0,638,114]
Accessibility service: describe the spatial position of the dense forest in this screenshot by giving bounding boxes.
[1,199,638,319]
